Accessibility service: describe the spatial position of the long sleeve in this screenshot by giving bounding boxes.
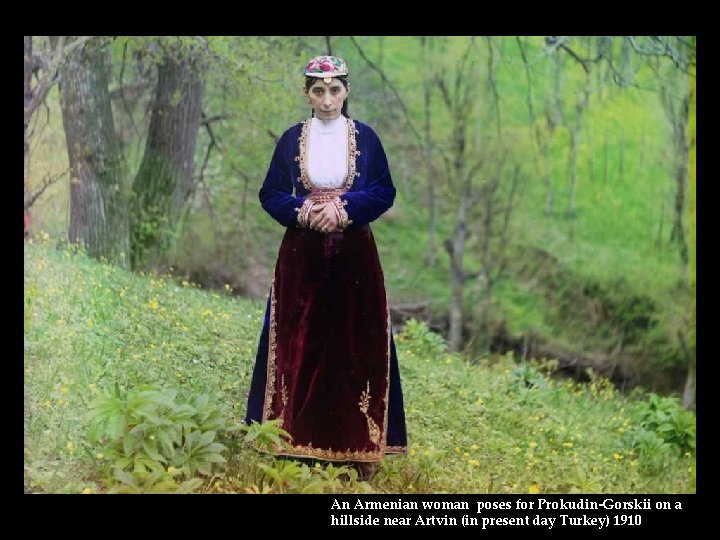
[258,132,306,228]
[339,130,396,227]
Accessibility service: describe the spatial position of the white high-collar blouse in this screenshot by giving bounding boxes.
[307,115,347,189]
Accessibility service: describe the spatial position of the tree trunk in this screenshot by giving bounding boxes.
[682,359,695,411]
[24,36,33,236]
[421,36,437,266]
[620,37,633,87]
[443,41,477,353]
[687,37,696,410]
[24,37,33,175]
[130,46,204,269]
[662,84,690,268]
[567,70,591,224]
[57,37,129,268]
[543,50,565,216]
[670,95,690,267]
[448,186,469,352]
[567,129,578,221]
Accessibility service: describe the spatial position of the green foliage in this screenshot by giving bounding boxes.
[87,383,227,491]
[109,468,203,494]
[237,419,293,453]
[620,430,675,475]
[248,460,362,494]
[630,393,696,455]
[507,363,549,392]
[397,318,446,361]
[25,282,37,332]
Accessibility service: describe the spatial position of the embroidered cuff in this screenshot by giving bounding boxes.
[295,199,315,228]
[332,197,352,230]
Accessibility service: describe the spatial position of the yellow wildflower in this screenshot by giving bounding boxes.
[528,484,540,494]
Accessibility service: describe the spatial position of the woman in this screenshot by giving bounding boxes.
[244,55,407,476]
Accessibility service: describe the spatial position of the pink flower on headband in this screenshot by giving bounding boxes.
[304,55,348,76]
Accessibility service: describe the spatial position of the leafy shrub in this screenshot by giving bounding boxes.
[631,393,695,455]
[88,384,228,492]
[399,318,446,360]
[507,363,548,392]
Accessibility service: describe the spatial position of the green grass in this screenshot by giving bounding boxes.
[24,238,694,494]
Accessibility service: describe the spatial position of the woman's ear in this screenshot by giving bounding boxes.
[345,83,351,98]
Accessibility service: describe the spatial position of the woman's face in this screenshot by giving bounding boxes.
[304,78,349,120]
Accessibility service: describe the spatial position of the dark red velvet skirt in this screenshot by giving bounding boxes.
[245,225,407,461]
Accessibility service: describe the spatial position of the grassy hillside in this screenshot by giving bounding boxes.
[24,239,694,494]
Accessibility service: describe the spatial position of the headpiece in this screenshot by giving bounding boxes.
[304,55,348,84]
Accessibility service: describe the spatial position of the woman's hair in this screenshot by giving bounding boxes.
[304,76,349,117]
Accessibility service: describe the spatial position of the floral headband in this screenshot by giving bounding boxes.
[304,55,348,84]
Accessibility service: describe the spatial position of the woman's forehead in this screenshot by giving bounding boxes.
[309,79,344,90]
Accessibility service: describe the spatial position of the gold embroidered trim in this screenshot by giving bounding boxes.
[359,381,381,448]
[278,374,289,426]
[260,443,384,462]
[295,118,360,192]
[262,281,278,421]
[346,120,361,190]
[386,446,408,454]
[295,120,313,190]
[295,198,315,227]
[332,197,352,229]
[382,294,392,449]
[308,188,344,203]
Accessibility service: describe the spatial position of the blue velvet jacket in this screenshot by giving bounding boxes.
[258,118,395,229]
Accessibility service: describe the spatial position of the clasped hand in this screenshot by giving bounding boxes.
[308,202,339,233]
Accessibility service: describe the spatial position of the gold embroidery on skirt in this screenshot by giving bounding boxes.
[279,374,289,426]
[262,282,278,421]
[359,380,381,448]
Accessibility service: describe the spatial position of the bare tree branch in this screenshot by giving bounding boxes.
[24,169,68,211]
[25,36,96,126]
[348,36,423,146]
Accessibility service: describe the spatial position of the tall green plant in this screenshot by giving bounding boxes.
[88,384,227,492]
